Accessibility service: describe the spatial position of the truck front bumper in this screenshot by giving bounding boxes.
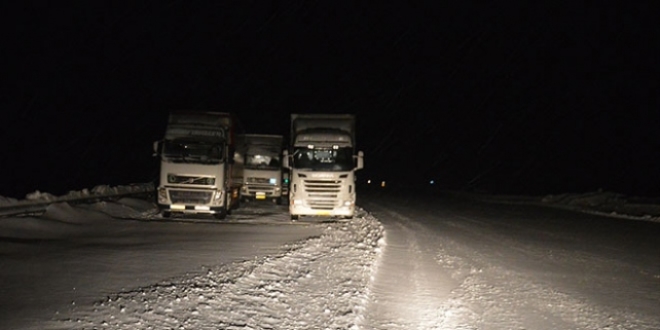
[289,203,355,217]
[158,204,225,215]
[241,185,282,200]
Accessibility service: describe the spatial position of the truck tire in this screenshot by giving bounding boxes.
[162,211,171,218]
[226,195,233,215]
[290,214,299,221]
[214,209,227,220]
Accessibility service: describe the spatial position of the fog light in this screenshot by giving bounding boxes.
[158,188,168,203]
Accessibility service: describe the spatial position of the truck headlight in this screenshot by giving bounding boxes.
[209,190,223,206]
[158,188,168,203]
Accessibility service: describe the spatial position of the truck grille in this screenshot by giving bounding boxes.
[303,179,341,210]
[169,190,213,204]
[167,175,215,185]
[247,177,272,184]
[245,185,277,195]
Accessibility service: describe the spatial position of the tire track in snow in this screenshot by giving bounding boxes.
[51,213,384,330]
[360,207,457,330]
[360,202,659,329]
[433,215,660,330]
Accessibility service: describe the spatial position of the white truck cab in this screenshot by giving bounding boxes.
[239,134,285,204]
[153,111,242,219]
[283,114,364,220]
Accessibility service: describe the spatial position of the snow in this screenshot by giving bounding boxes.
[462,189,660,223]
[56,211,382,330]
[0,187,384,330]
[1,186,659,329]
[0,183,154,207]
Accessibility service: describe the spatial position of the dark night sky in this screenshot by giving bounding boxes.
[2,1,659,199]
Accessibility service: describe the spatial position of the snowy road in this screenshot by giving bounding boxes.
[1,190,659,329]
[360,191,660,329]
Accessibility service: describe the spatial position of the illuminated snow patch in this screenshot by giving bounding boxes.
[55,211,384,330]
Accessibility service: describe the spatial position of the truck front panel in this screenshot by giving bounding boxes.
[157,161,228,215]
[289,170,356,217]
[287,114,362,219]
[241,168,282,201]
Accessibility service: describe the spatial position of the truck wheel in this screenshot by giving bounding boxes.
[162,211,171,218]
[226,195,233,215]
[275,197,282,205]
[214,209,227,220]
[290,214,299,221]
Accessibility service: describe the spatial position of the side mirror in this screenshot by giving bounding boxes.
[152,141,161,157]
[282,149,291,169]
[228,145,236,164]
[356,151,364,170]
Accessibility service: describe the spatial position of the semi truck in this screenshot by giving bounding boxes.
[153,111,243,219]
[238,134,285,204]
[283,114,364,220]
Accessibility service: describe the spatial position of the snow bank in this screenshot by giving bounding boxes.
[460,190,660,223]
[0,195,19,206]
[0,183,154,207]
[53,210,385,330]
[541,191,660,222]
[0,198,155,240]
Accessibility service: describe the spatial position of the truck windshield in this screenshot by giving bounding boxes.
[245,154,281,170]
[292,147,353,171]
[162,140,224,164]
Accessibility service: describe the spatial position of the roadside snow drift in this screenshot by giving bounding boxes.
[50,212,384,330]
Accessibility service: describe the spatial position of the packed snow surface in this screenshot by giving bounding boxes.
[1,185,659,329]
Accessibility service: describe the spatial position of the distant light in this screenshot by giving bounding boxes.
[381,181,386,188]
[367,179,372,184]
[429,180,435,185]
